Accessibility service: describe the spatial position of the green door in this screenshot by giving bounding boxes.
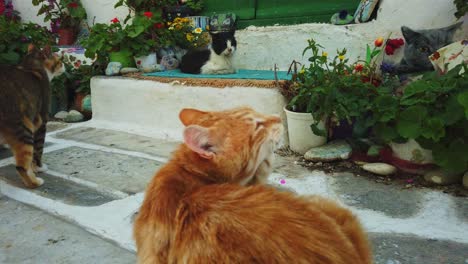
[201,0,256,20]
[256,0,359,19]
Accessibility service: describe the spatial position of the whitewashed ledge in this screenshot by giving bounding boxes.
[89,76,288,143]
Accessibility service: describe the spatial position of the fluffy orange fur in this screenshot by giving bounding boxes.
[134,107,372,264]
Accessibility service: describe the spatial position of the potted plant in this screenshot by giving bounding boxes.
[82,17,135,67]
[126,12,165,69]
[283,39,384,153]
[0,16,54,65]
[33,0,87,45]
[369,63,468,174]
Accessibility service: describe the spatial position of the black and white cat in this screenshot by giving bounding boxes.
[180,30,237,74]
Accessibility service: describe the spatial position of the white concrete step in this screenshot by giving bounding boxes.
[90,76,287,142]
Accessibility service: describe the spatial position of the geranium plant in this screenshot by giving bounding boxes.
[286,39,384,138]
[0,16,54,64]
[369,64,468,173]
[32,0,87,32]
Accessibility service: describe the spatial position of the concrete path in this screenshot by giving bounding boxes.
[1,122,467,264]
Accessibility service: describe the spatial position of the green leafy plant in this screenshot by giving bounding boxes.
[182,0,204,12]
[126,12,169,56]
[454,0,468,18]
[286,39,384,137]
[32,0,87,31]
[81,18,129,64]
[114,0,178,22]
[0,17,54,64]
[51,54,101,98]
[370,64,468,173]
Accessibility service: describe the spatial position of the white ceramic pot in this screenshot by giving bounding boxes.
[284,107,327,154]
[390,139,434,164]
[134,52,157,70]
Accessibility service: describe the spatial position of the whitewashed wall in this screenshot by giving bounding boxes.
[14,0,467,70]
[13,0,129,26]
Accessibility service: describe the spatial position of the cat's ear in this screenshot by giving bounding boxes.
[183,125,215,159]
[401,26,420,41]
[27,44,37,54]
[179,108,207,126]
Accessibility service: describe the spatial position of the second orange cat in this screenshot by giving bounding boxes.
[134,107,372,264]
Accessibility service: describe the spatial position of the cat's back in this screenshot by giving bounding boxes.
[170,184,371,264]
[0,64,44,119]
[180,49,211,74]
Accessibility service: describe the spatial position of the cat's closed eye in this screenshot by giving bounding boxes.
[419,47,430,53]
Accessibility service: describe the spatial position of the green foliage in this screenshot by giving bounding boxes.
[51,54,102,97]
[454,0,468,18]
[32,0,87,30]
[0,17,54,65]
[287,39,383,137]
[114,0,178,22]
[370,64,468,173]
[82,12,170,61]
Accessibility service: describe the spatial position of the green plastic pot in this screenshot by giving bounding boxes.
[109,50,135,68]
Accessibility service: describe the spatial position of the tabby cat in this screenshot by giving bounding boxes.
[0,44,64,188]
[134,107,372,264]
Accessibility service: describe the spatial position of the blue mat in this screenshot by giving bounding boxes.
[143,69,291,80]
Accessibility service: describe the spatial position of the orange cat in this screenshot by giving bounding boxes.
[134,107,372,264]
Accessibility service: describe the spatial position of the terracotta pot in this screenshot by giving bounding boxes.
[74,92,86,112]
[57,28,76,46]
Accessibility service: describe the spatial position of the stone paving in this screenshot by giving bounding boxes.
[0,121,467,264]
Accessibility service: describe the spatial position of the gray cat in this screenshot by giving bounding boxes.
[395,22,463,74]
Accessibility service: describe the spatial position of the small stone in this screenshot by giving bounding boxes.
[64,110,84,123]
[463,172,468,189]
[54,111,68,120]
[120,67,139,74]
[105,62,122,76]
[362,163,397,176]
[304,140,352,162]
[424,169,462,185]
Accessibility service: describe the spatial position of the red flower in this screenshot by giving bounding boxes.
[385,45,395,55]
[354,64,364,72]
[111,17,119,23]
[67,2,78,8]
[431,51,441,61]
[137,60,141,65]
[387,38,405,49]
[0,1,6,15]
[154,22,164,29]
[143,12,153,18]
